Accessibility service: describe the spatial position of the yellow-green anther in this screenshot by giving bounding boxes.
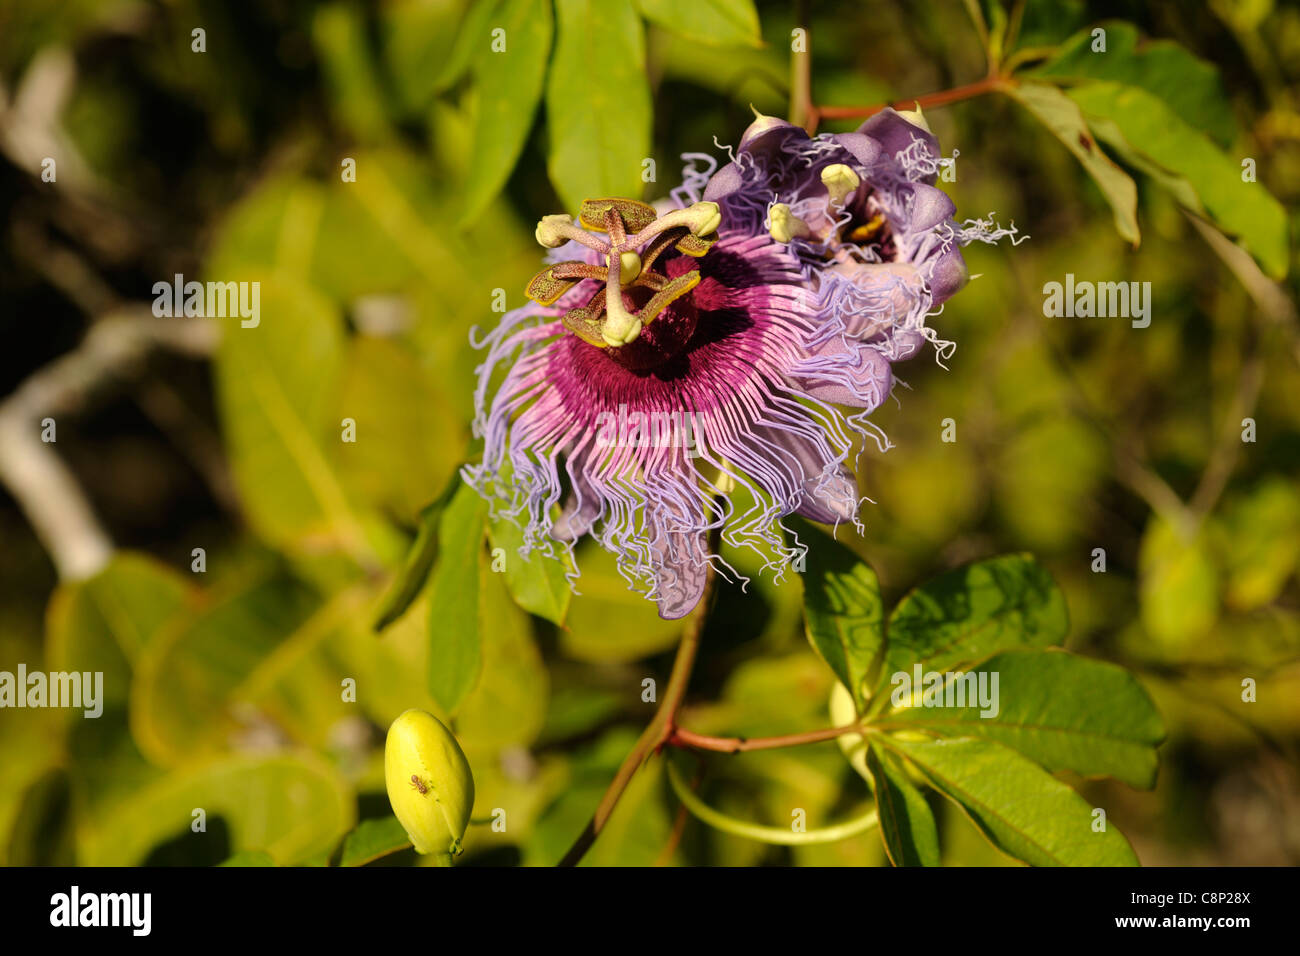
[605,251,642,284]
[768,203,810,243]
[535,213,575,248]
[821,163,860,208]
[384,709,475,865]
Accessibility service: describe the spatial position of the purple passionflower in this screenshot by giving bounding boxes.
[466,110,1019,620]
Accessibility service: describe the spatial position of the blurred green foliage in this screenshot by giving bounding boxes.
[1,0,1298,866]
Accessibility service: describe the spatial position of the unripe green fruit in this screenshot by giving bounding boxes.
[385,709,475,863]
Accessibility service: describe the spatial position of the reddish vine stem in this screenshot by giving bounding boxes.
[804,75,1008,136]
[666,722,864,754]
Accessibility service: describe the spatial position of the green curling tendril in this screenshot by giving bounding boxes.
[666,759,878,846]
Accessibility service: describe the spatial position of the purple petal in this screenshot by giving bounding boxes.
[859,108,940,177]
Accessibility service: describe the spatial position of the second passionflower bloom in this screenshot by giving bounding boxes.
[466,110,1019,620]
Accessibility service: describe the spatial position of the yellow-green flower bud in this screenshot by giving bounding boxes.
[385,709,475,864]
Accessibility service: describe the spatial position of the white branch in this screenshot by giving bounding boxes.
[0,311,218,579]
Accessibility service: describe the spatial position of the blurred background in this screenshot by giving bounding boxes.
[0,0,1297,866]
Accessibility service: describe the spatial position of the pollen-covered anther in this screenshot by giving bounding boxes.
[632,201,721,250]
[768,203,811,243]
[820,163,861,208]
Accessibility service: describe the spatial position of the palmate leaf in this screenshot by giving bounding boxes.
[880,553,1068,689]
[883,650,1165,788]
[793,518,884,711]
[816,553,1159,866]
[880,735,1139,866]
[1003,80,1139,245]
[866,744,940,867]
[1031,21,1235,147]
[1067,81,1289,279]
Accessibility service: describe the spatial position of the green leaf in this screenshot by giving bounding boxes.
[6,769,75,866]
[1031,21,1235,147]
[546,0,651,212]
[487,514,571,625]
[881,735,1139,866]
[426,483,487,713]
[455,559,550,751]
[1068,81,1290,278]
[383,0,483,113]
[794,518,884,710]
[218,850,276,867]
[866,743,940,866]
[525,729,678,866]
[46,554,193,811]
[336,815,412,866]
[214,272,372,561]
[1138,515,1218,650]
[335,336,467,522]
[1213,479,1300,611]
[373,473,462,632]
[461,0,553,225]
[312,3,394,142]
[637,0,761,47]
[882,554,1068,685]
[562,543,681,661]
[81,754,354,866]
[130,572,339,765]
[884,650,1165,788]
[431,0,503,94]
[1004,80,1139,244]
